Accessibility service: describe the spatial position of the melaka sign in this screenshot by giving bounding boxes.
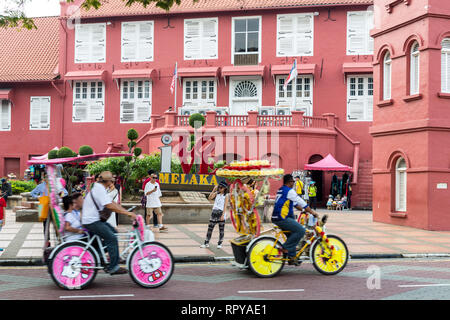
[158,173,226,191]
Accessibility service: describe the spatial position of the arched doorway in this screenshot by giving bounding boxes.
[308,154,324,205]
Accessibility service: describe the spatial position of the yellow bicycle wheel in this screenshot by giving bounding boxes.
[248,238,285,278]
[311,235,349,275]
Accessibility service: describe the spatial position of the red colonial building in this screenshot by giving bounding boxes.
[371,0,450,229]
[0,0,378,208]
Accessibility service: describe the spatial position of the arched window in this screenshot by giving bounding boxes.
[383,52,392,100]
[395,157,407,212]
[410,42,420,95]
[442,38,450,93]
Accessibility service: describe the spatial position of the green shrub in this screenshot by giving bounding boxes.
[10,180,37,195]
[48,150,58,159]
[189,113,206,128]
[79,145,94,156]
[57,146,76,158]
[127,128,139,141]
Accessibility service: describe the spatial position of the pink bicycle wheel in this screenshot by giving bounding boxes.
[128,242,174,288]
[49,243,98,290]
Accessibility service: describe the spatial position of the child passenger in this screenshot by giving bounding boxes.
[63,195,85,241]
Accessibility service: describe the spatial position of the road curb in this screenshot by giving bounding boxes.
[1,253,450,267]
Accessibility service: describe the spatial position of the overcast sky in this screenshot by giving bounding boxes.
[0,0,61,17]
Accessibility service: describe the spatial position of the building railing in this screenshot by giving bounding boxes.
[161,110,337,130]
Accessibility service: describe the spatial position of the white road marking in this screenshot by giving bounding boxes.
[398,284,450,288]
[60,294,135,299]
[238,289,304,294]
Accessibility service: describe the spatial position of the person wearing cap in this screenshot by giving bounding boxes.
[200,181,229,249]
[308,181,318,210]
[272,174,320,265]
[82,171,137,275]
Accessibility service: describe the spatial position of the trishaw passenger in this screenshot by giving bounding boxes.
[272,174,319,265]
[62,195,85,241]
[82,171,137,275]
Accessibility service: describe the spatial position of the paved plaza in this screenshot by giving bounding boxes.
[1,209,450,263]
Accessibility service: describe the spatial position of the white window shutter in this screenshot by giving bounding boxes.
[202,19,217,58]
[75,24,91,63]
[30,97,50,130]
[136,100,151,122]
[184,20,201,59]
[138,22,153,61]
[1,100,10,130]
[91,24,106,63]
[296,15,313,55]
[367,96,373,121]
[383,59,391,100]
[121,102,135,122]
[366,11,374,54]
[347,12,366,55]
[73,101,89,122]
[122,23,138,61]
[347,99,365,120]
[277,15,294,56]
[89,101,104,121]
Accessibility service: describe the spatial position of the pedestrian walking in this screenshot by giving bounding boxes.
[308,181,318,210]
[200,181,229,249]
[144,172,167,232]
[142,170,159,228]
[0,195,6,251]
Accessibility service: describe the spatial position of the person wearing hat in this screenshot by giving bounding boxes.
[200,181,229,249]
[82,171,137,275]
[308,181,318,210]
[272,174,320,265]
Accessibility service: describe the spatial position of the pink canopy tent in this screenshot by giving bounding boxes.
[304,154,352,172]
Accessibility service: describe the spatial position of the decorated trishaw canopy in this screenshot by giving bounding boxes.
[27,152,132,165]
[304,154,352,172]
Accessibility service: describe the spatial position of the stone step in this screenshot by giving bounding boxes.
[16,209,39,223]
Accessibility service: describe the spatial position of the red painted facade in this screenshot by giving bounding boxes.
[0,0,378,208]
[371,0,450,229]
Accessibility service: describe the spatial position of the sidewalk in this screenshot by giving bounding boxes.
[2,209,450,265]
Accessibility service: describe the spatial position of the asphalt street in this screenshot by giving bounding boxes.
[3,258,450,300]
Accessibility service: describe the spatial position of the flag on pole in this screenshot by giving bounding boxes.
[170,63,178,94]
[283,59,298,91]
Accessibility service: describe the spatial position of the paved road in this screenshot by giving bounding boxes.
[3,258,450,300]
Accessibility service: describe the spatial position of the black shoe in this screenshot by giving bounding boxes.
[287,258,302,266]
[110,267,128,275]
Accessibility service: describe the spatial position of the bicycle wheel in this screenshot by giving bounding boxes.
[248,238,285,278]
[128,241,174,288]
[49,242,99,290]
[310,235,349,275]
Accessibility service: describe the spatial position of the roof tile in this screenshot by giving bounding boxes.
[0,17,59,82]
[65,0,373,18]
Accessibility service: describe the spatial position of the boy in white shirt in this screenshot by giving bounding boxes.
[144,172,167,232]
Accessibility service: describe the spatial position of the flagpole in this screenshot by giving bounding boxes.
[174,62,178,114]
[292,58,297,113]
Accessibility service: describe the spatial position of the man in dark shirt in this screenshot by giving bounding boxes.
[0,178,12,201]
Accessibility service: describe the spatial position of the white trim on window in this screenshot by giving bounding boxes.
[441,38,450,93]
[395,157,407,212]
[182,78,217,108]
[276,13,314,57]
[383,52,392,100]
[346,11,374,55]
[0,100,11,131]
[121,21,154,62]
[231,16,262,65]
[74,23,106,63]
[275,75,313,116]
[30,97,51,130]
[120,79,152,123]
[410,42,420,95]
[72,81,105,122]
[347,75,373,122]
[184,18,218,60]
